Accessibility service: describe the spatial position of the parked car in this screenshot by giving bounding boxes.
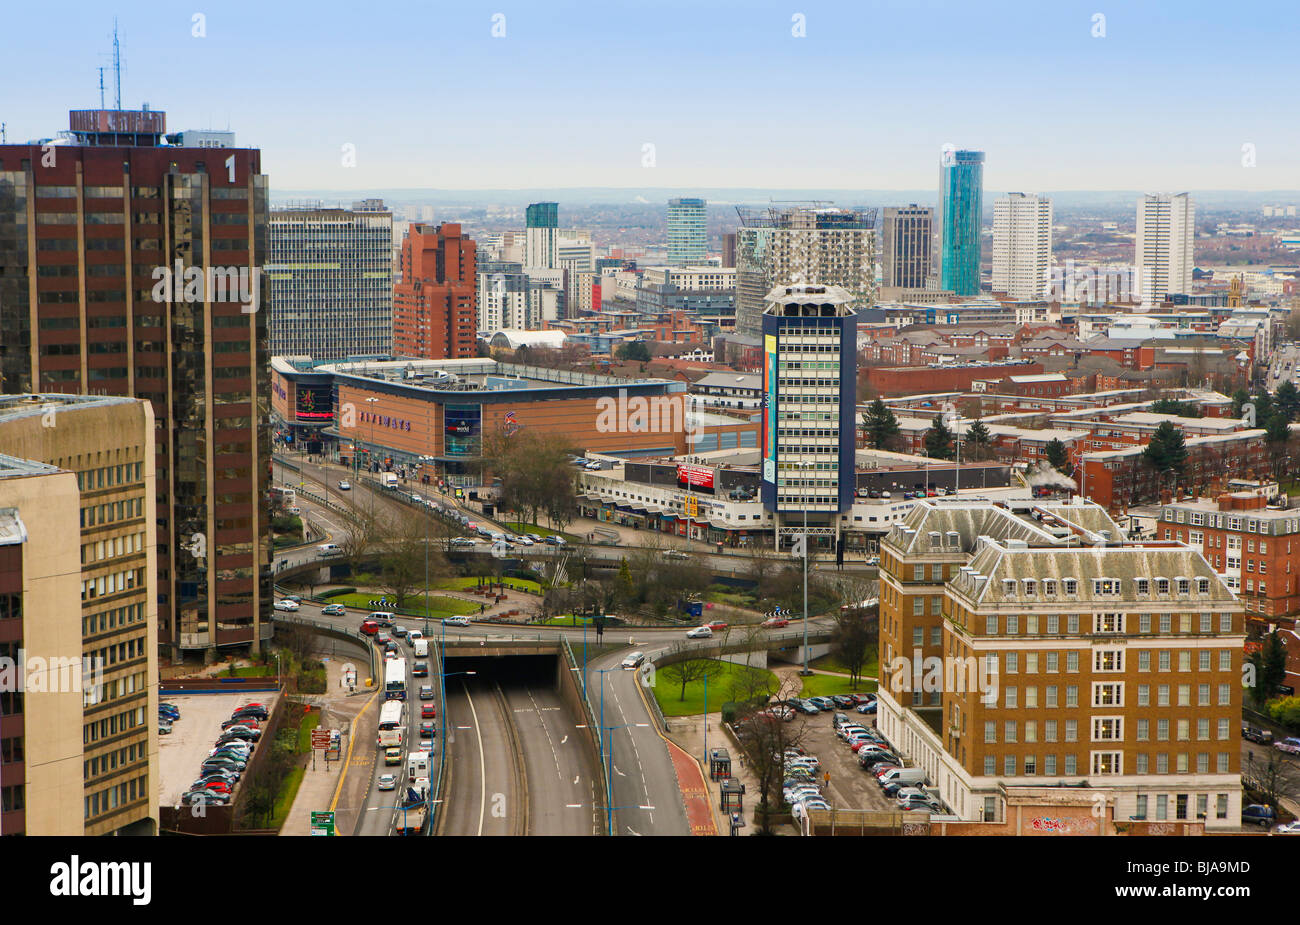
[686,625,713,639]
[1275,737,1300,755]
[851,692,876,705]
[1242,724,1274,745]
[809,696,836,712]
[1242,804,1277,827]
[159,724,173,734]
[794,699,820,714]
[831,695,857,709]
[321,604,346,616]
[856,701,878,715]
[1274,820,1300,834]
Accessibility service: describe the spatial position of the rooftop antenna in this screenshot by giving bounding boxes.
[98,66,106,109]
[112,18,122,110]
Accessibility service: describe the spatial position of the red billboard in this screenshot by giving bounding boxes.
[676,464,714,489]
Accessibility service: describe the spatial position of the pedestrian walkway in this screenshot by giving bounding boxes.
[280,657,374,836]
[663,736,719,836]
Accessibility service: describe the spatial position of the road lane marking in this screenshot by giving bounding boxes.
[461,682,488,837]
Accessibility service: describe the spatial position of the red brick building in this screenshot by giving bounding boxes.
[865,361,1045,397]
[1159,489,1300,634]
[393,223,476,359]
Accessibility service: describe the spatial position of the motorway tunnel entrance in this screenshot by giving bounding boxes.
[443,653,561,689]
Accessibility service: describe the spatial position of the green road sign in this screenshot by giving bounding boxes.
[310,811,336,836]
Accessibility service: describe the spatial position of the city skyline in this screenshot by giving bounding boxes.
[4,1,1299,193]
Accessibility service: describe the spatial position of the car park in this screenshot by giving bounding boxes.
[321,604,346,616]
[621,651,646,669]
[686,625,713,639]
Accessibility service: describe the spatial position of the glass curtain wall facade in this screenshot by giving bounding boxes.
[938,150,985,296]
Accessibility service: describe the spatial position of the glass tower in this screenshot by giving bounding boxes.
[667,197,707,266]
[938,149,985,296]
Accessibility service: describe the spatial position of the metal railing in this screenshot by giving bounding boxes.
[561,635,611,835]
[269,612,377,680]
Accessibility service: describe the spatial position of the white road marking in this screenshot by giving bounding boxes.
[461,683,489,837]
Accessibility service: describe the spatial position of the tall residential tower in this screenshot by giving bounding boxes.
[1135,193,1194,304]
[938,149,985,296]
[991,192,1053,301]
[667,197,707,266]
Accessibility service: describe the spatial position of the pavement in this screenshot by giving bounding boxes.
[279,655,375,836]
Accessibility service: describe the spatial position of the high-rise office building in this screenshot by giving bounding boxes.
[760,283,858,553]
[267,200,394,360]
[0,107,272,661]
[877,499,1244,829]
[477,260,533,331]
[721,233,737,268]
[881,205,933,289]
[0,394,159,836]
[938,148,985,296]
[1135,193,1194,304]
[524,201,559,269]
[735,205,877,338]
[667,197,707,266]
[991,193,1053,300]
[393,223,477,359]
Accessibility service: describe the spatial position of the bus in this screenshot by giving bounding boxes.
[269,486,296,507]
[377,700,405,748]
[385,657,407,700]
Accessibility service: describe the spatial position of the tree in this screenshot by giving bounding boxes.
[660,658,724,702]
[861,399,901,450]
[1277,381,1300,423]
[1265,413,1291,479]
[1149,397,1201,418]
[616,340,651,362]
[730,676,809,834]
[964,419,993,461]
[832,602,878,688]
[337,499,383,577]
[923,417,954,460]
[483,430,578,530]
[1231,388,1251,419]
[1044,438,1070,474]
[1142,421,1188,480]
[380,515,446,611]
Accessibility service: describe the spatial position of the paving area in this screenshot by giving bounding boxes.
[156,691,279,807]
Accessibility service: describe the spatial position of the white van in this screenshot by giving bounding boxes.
[317,543,342,557]
[412,639,429,658]
[879,767,927,787]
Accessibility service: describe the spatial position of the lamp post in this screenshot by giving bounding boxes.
[796,460,812,676]
[601,720,650,836]
[363,396,379,477]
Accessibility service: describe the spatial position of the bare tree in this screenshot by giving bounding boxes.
[337,497,383,577]
[832,602,879,689]
[380,514,448,611]
[731,675,809,834]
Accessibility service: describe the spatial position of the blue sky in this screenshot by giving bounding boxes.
[3,0,1297,192]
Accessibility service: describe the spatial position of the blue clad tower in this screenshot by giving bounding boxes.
[938,149,985,296]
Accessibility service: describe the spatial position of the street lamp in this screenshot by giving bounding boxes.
[795,460,813,676]
[363,396,379,477]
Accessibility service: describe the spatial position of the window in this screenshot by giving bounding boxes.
[1004,721,1017,743]
[1065,720,1078,742]
[1138,651,1151,672]
[1137,719,1149,741]
[1047,615,1060,634]
[1091,752,1122,774]
[984,721,996,744]
[984,756,996,776]
[1005,688,1018,709]
[1066,651,1079,672]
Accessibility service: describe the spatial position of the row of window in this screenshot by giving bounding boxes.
[83,705,146,745]
[979,612,1233,636]
[83,602,146,638]
[80,497,144,529]
[80,568,144,601]
[999,576,1214,598]
[85,775,148,821]
[984,715,1234,743]
[85,739,147,783]
[81,530,146,566]
[981,751,1232,777]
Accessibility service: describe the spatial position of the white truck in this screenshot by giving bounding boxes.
[381,472,398,489]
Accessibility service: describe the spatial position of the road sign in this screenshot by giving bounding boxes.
[311,729,332,750]
[685,495,698,518]
[310,811,336,836]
